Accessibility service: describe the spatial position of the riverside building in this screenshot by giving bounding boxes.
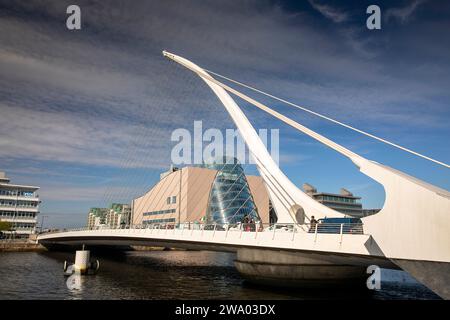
[303,183,363,218]
[87,203,131,229]
[0,171,40,238]
[132,158,269,227]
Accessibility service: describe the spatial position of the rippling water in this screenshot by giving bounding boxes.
[0,251,440,300]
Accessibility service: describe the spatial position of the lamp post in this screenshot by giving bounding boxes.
[40,215,49,233]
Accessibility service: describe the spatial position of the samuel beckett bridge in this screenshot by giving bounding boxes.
[38,51,450,299]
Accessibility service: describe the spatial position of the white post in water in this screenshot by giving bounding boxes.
[74,246,90,275]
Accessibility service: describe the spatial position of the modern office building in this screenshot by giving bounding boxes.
[132,158,269,226]
[0,171,40,238]
[87,203,131,229]
[303,183,363,217]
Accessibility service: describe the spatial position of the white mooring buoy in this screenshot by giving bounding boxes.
[74,249,90,274]
[64,245,100,276]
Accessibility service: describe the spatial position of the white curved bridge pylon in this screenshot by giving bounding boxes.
[163,51,450,267]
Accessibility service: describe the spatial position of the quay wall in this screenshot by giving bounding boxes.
[0,241,46,252]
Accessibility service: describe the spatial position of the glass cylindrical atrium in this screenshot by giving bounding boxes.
[202,157,260,225]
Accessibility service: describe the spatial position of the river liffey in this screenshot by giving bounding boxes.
[0,251,441,300]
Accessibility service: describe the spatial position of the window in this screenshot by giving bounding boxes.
[172,196,176,204]
[166,197,171,205]
[143,209,176,216]
[143,218,176,224]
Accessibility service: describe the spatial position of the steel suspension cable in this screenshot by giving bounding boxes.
[204,68,449,169]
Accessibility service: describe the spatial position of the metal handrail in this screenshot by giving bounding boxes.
[39,222,365,236]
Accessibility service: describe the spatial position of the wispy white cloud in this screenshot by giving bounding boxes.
[39,184,142,202]
[386,0,427,24]
[0,0,448,225]
[279,153,311,166]
[0,103,171,169]
[308,0,348,23]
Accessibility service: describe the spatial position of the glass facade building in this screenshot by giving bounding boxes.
[202,157,260,225]
[132,163,270,227]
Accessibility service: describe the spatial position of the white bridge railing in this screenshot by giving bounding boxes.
[37,221,372,255]
[37,222,371,254]
[40,222,365,238]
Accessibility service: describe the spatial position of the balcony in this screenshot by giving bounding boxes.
[0,206,39,212]
[0,194,39,201]
[0,217,37,223]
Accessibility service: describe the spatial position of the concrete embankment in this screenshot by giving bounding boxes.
[0,241,47,252]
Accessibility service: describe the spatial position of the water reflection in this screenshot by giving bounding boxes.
[66,274,83,291]
[0,251,440,300]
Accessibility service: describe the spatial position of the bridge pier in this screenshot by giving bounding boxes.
[391,259,450,299]
[235,248,371,288]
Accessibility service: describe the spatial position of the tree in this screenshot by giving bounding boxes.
[0,220,12,232]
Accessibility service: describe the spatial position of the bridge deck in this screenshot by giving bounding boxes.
[38,226,385,261]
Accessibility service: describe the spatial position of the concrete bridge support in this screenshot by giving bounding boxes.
[235,248,374,288]
[392,259,450,299]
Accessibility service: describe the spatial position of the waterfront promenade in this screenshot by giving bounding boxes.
[0,240,46,252]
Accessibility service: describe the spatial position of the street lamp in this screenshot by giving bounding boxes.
[40,215,49,233]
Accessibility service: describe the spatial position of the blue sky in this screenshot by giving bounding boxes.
[0,0,449,228]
